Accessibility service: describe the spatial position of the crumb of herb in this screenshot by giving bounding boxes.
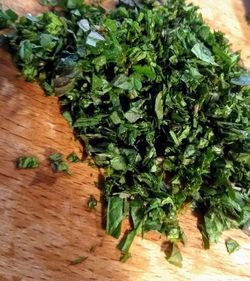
[49,153,71,175]
[70,256,88,265]
[225,238,240,254]
[87,196,98,209]
[66,152,81,163]
[16,156,39,169]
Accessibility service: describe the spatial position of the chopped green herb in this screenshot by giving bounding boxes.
[70,256,88,265]
[16,156,39,169]
[120,252,132,263]
[49,153,63,163]
[0,5,18,29]
[225,239,240,254]
[87,195,98,209]
[165,244,183,268]
[2,0,250,265]
[66,152,81,163]
[49,153,71,175]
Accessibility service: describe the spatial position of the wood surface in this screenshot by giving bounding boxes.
[0,1,250,281]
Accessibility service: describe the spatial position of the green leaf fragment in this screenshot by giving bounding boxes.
[67,0,83,9]
[40,34,57,51]
[110,156,127,171]
[191,43,217,65]
[120,252,132,262]
[0,7,17,28]
[66,152,81,163]
[70,256,88,265]
[124,108,142,123]
[43,12,64,36]
[49,153,63,162]
[86,31,105,47]
[39,0,58,7]
[19,40,33,63]
[155,91,164,122]
[49,153,71,175]
[87,195,98,209]
[225,239,240,254]
[16,156,40,169]
[113,75,133,90]
[63,111,73,126]
[165,244,183,268]
[106,197,124,239]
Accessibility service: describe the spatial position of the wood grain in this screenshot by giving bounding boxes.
[0,1,249,281]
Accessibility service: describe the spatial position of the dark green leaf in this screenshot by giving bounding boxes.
[0,7,17,28]
[119,252,132,262]
[106,197,124,238]
[49,153,71,175]
[19,40,33,63]
[66,152,81,163]
[117,229,137,253]
[16,156,39,169]
[67,0,82,9]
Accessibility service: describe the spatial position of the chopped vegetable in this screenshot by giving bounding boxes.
[1,0,250,265]
[16,156,39,169]
[87,195,98,209]
[120,252,132,262]
[49,153,71,175]
[66,152,81,163]
[165,244,183,268]
[225,239,240,254]
[70,255,88,265]
[0,5,17,29]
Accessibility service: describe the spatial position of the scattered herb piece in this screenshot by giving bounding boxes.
[225,239,240,254]
[165,244,183,268]
[87,195,98,209]
[16,156,39,169]
[49,153,71,175]
[70,256,88,265]
[67,152,81,163]
[39,0,58,7]
[0,5,17,29]
[120,252,132,263]
[1,0,250,265]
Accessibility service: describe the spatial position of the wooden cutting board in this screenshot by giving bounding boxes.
[0,1,249,281]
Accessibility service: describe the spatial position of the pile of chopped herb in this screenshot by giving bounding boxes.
[1,0,250,265]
